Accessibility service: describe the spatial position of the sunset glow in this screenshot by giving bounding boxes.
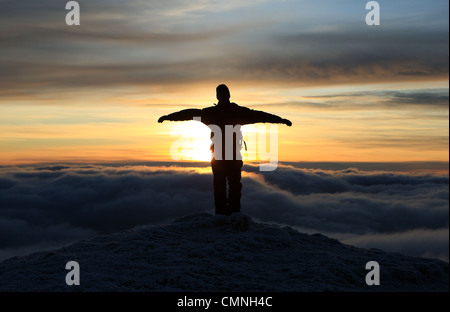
[0,0,447,167]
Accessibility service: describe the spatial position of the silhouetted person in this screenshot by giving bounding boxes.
[158,84,292,215]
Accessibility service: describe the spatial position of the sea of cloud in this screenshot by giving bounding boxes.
[0,163,448,262]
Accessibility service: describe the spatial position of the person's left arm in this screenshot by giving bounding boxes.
[239,107,292,126]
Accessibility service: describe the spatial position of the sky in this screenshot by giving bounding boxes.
[0,0,448,164]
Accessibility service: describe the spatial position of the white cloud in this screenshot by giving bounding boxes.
[0,163,447,262]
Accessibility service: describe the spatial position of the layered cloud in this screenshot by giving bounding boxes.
[276,89,450,111]
[0,163,447,262]
[0,0,448,101]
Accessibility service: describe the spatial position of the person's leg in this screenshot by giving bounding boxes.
[227,160,243,213]
[211,160,228,215]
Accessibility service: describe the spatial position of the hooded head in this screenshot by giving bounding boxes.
[216,84,231,104]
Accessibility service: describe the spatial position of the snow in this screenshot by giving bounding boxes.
[0,213,447,292]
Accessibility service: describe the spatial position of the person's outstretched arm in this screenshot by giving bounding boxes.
[240,107,292,126]
[158,109,202,123]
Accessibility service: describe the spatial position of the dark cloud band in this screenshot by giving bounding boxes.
[0,1,448,100]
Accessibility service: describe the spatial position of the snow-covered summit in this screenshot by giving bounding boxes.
[0,213,447,292]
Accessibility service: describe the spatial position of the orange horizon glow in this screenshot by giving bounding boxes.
[1,0,448,170]
[0,81,448,166]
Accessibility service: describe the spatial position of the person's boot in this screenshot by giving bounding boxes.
[215,203,231,216]
[227,199,240,214]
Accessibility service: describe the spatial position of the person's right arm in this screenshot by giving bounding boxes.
[158,109,203,123]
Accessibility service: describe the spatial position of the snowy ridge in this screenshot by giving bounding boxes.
[0,213,447,292]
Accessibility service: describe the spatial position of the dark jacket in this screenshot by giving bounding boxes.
[164,102,286,160]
